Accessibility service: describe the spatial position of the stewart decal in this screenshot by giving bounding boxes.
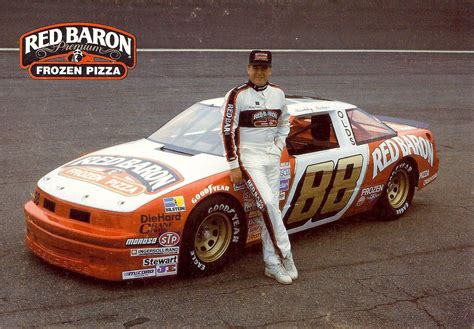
[372,135,434,178]
[59,155,182,196]
[20,23,136,80]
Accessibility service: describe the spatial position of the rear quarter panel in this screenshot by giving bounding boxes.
[345,127,439,215]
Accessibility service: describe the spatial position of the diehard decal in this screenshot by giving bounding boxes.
[60,155,182,196]
[20,23,136,80]
[139,212,181,234]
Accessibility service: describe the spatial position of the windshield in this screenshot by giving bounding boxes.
[148,103,224,156]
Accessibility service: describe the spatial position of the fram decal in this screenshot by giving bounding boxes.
[20,23,136,80]
[372,135,434,178]
[60,155,182,196]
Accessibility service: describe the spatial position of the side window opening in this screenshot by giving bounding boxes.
[286,114,339,155]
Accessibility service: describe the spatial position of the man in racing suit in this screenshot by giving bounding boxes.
[221,50,298,284]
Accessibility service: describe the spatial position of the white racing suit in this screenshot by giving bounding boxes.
[221,80,291,266]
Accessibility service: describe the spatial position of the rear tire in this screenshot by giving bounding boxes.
[377,160,416,220]
[180,196,246,276]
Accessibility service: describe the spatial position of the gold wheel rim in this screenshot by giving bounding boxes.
[387,170,410,209]
[195,213,232,263]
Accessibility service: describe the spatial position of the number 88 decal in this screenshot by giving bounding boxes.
[285,154,363,227]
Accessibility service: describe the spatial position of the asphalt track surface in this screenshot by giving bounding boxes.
[1,1,473,328]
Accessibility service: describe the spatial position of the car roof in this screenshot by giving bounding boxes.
[199,96,356,116]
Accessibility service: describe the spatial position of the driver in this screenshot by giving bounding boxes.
[220,50,298,284]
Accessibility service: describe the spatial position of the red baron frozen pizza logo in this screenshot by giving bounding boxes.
[58,155,183,196]
[20,23,136,80]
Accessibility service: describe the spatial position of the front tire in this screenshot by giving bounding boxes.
[180,196,246,276]
[377,160,416,220]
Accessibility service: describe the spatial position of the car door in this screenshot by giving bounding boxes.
[282,110,369,234]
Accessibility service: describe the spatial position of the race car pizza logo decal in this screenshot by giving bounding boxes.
[20,23,136,80]
[59,155,183,196]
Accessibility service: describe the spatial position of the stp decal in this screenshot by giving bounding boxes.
[159,232,180,247]
[59,155,183,196]
[20,23,136,80]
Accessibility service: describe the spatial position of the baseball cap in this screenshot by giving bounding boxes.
[249,50,272,66]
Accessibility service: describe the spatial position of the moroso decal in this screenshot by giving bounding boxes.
[372,135,434,178]
[20,23,136,80]
[59,155,182,196]
[125,238,158,246]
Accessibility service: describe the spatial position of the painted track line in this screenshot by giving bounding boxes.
[2,48,473,54]
[137,49,474,54]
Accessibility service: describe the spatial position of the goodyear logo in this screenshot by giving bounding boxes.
[163,196,186,213]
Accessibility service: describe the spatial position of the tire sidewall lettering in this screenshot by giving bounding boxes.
[183,198,245,276]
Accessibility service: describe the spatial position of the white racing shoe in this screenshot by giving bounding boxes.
[282,253,298,280]
[264,263,292,285]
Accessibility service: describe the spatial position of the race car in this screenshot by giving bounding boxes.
[24,96,439,281]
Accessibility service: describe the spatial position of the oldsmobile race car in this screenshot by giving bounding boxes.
[25,96,439,281]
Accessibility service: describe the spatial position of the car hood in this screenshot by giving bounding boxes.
[37,139,229,212]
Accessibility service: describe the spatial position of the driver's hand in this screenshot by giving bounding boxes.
[230,167,243,184]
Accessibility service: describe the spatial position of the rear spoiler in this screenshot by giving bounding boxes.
[376,115,430,129]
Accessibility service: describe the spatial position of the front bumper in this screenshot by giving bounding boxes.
[25,201,146,281]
